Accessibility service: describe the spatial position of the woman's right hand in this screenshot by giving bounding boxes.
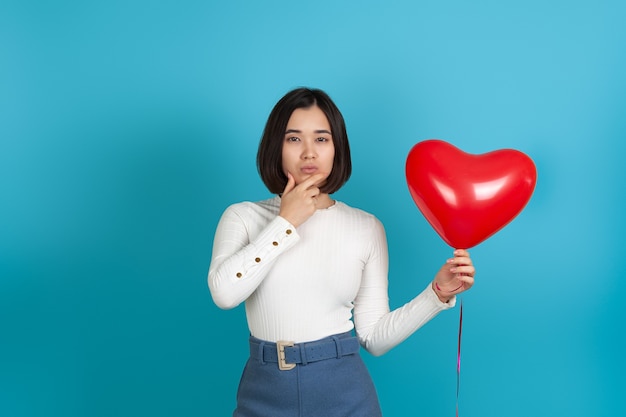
[279,172,326,227]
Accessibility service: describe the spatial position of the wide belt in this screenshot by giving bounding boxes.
[249,334,360,371]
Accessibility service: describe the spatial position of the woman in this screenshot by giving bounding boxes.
[208,87,475,416]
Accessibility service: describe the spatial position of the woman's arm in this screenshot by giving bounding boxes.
[353,220,470,356]
[208,205,299,309]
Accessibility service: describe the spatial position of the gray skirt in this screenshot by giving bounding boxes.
[233,331,382,417]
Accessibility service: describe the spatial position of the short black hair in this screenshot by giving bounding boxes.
[257,87,352,194]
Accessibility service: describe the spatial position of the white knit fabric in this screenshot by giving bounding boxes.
[208,196,455,356]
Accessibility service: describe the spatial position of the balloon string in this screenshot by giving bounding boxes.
[456,299,463,417]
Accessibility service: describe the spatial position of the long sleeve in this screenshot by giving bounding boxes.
[208,198,455,348]
[208,203,300,309]
[353,218,456,356]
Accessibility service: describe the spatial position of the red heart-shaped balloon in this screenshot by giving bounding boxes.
[405,139,537,248]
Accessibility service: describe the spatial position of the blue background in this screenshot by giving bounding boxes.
[1,1,624,416]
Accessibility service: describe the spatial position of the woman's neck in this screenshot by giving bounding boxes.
[314,193,335,209]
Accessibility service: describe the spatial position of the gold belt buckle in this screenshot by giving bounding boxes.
[276,340,296,371]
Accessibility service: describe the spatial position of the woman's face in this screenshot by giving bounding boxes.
[281,105,335,188]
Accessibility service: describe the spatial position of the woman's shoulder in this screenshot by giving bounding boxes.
[335,201,383,226]
[222,196,280,219]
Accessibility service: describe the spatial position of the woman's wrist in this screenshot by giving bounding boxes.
[432,281,455,303]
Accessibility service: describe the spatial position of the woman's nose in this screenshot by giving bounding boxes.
[302,142,316,159]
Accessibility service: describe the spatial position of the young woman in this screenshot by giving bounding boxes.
[208,87,475,417]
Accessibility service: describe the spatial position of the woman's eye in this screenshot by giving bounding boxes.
[316,137,329,142]
[287,136,300,142]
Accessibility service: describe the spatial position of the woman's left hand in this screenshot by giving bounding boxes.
[432,249,475,303]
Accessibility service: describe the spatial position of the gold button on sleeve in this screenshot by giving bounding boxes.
[272,241,278,246]
[286,229,292,235]
[255,257,261,263]
[236,272,242,278]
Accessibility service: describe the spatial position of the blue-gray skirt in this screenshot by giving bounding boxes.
[233,331,382,417]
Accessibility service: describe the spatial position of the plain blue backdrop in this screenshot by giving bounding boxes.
[1,1,624,416]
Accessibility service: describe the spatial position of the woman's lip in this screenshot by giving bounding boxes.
[301,167,318,174]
